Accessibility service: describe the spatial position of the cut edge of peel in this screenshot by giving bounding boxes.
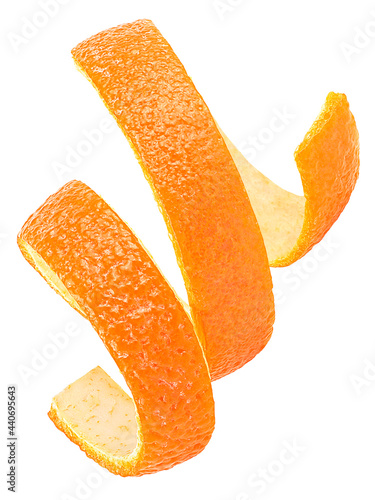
[48,368,145,477]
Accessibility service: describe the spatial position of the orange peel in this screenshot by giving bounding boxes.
[222,92,359,266]
[18,181,215,476]
[17,19,359,477]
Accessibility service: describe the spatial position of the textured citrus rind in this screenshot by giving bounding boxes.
[17,19,359,478]
[18,181,214,476]
[71,19,275,382]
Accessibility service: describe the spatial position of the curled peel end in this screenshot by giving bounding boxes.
[222,91,359,267]
[18,180,215,477]
[285,91,360,266]
[48,367,144,477]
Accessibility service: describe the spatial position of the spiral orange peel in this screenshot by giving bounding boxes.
[17,19,359,476]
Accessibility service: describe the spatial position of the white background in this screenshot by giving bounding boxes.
[2,0,375,499]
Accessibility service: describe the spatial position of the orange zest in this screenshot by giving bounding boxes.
[17,19,359,477]
[18,181,215,476]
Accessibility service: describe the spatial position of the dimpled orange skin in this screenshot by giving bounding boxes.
[276,92,360,266]
[72,20,275,381]
[18,180,215,476]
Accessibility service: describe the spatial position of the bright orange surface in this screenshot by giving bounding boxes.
[72,19,275,381]
[18,181,214,476]
[17,19,360,478]
[282,91,360,266]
